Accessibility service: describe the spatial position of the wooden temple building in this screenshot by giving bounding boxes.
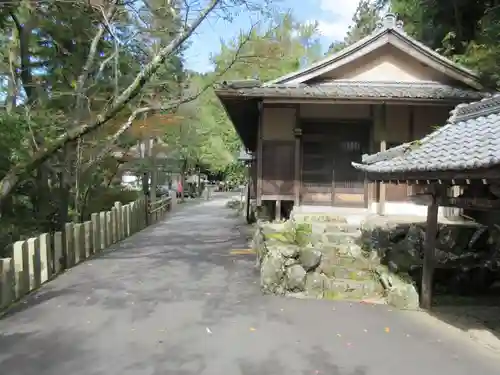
[215,13,490,220]
[353,94,500,308]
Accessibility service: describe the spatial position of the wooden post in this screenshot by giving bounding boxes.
[245,166,251,223]
[293,107,302,207]
[377,104,387,215]
[421,191,439,310]
[256,101,263,206]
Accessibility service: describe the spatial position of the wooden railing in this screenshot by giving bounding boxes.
[147,195,173,223]
[0,198,152,311]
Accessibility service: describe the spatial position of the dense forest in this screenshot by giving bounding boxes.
[0,0,499,255]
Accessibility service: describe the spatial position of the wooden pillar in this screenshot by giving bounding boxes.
[245,166,251,223]
[366,105,375,209]
[256,101,263,206]
[407,107,415,198]
[421,189,439,310]
[275,200,281,221]
[377,104,387,215]
[293,111,302,207]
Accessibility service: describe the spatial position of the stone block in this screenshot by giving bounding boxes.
[386,284,420,310]
[260,252,286,294]
[39,233,50,283]
[285,265,306,292]
[27,237,40,289]
[114,202,123,240]
[84,221,92,258]
[305,271,327,298]
[12,240,29,298]
[65,222,75,267]
[299,248,322,272]
[124,204,130,237]
[74,223,85,264]
[106,211,112,246]
[53,231,63,274]
[323,278,383,300]
[99,212,107,249]
[111,208,117,243]
[0,258,14,308]
[91,213,100,252]
[375,265,420,309]
[129,203,135,234]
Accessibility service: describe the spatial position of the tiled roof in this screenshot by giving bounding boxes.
[352,95,500,175]
[217,81,487,101]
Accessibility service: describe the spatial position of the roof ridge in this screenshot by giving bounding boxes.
[263,13,480,88]
[449,93,499,123]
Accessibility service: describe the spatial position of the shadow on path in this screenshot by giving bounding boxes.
[1,197,499,375]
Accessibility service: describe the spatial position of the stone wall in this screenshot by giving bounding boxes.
[0,196,173,311]
[252,216,416,307]
[360,217,500,297]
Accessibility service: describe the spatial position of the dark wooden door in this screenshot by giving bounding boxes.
[332,126,369,207]
[301,121,369,207]
[301,136,334,205]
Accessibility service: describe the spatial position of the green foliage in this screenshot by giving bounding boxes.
[384,0,500,88]
[265,222,312,247]
[81,187,139,221]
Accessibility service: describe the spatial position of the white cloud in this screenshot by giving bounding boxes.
[312,0,360,41]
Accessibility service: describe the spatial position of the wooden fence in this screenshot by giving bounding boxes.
[0,195,172,311]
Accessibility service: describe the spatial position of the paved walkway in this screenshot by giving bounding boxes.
[1,196,499,375]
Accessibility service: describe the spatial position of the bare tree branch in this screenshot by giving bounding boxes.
[0,0,222,202]
[80,20,258,174]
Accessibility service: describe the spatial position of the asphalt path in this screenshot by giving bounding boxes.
[1,196,499,375]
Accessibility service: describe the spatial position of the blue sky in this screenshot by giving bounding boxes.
[184,0,360,72]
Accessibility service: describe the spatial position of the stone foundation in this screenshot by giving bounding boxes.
[252,216,404,306]
[252,212,500,309]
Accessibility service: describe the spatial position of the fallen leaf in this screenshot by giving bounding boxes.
[384,327,390,333]
[336,333,342,337]
[206,327,212,334]
[363,329,368,333]
[249,327,256,332]
[406,334,410,337]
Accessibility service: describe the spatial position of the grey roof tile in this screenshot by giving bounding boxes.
[217,81,487,101]
[353,94,500,175]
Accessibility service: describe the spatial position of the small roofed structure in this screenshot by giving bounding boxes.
[353,94,500,309]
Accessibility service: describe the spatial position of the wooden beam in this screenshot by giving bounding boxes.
[260,98,468,106]
[261,194,294,201]
[421,192,439,310]
[367,167,500,184]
